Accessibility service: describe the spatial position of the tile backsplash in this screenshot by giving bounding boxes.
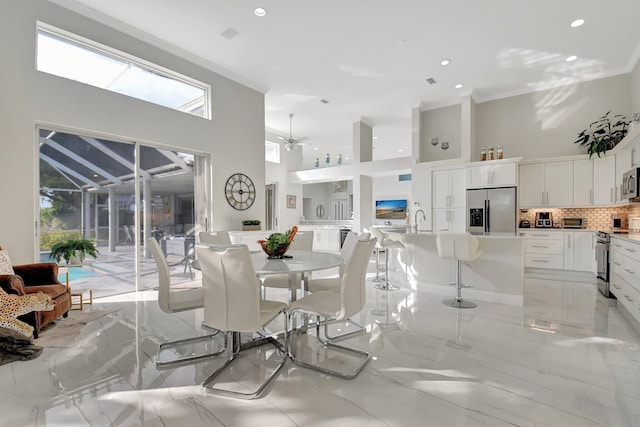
[519,205,640,230]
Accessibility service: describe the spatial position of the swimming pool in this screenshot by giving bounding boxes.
[39,254,102,282]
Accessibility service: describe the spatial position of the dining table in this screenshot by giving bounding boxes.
[194,245,343,347]
[250,249,343,302]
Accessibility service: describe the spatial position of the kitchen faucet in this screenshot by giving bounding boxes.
[414,209,426,233]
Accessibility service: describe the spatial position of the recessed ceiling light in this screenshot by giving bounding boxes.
[373,136,378,140]
[397,149,404,152]
[314,147,319,151]
[345,157,350,160]
[254,8,266,17]
[570,19,585,28]
[566,55,578,62]
[455,83,464,89]
[440,59,450,66]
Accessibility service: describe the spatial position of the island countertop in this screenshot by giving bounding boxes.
[385,231,524,306]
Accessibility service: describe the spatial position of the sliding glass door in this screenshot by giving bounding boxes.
[38,127,209,298]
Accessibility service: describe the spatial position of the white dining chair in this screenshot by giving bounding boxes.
[147,238,222,368]
[198,230,231,245]
[305,231,371,340]
[306,231,370,292]
[287,237,376,379]
[196,243,288,399]
[261,230,314,300]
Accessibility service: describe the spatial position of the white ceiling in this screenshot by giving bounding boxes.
[54,0,640,167]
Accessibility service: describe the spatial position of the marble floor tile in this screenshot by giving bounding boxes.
[1,268,640,426]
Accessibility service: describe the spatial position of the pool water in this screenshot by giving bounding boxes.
[40,254,102,282]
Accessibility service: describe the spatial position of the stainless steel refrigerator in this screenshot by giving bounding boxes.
[467,187,517,235]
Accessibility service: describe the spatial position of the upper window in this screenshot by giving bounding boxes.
[36,23,211,119]
[265,140,280,163]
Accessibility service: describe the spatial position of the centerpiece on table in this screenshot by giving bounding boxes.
[257,226,298,259]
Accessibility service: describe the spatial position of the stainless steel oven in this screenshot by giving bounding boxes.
[595,231,612,297]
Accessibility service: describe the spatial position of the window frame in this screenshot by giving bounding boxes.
[36,22,212,119]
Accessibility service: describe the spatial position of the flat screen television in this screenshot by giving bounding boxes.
[375,199,407,220]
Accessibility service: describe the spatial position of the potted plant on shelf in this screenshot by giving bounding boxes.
[49,238,99,265]
[574,111,629,158]
[242,220,261,231]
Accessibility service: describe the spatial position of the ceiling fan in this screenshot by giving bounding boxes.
[278,113,307,151]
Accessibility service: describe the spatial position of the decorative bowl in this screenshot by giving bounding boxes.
[259,241,291,259]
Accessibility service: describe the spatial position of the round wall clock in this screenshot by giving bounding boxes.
[225,173,256,211]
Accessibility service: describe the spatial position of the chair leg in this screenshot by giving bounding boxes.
[288,309,370,380]
[203,312,287,399]
[156,329,224,369]
[322,317,366,342]
[442,260,477,309]
[374,247,399,291]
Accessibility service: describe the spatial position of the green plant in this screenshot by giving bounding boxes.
[263,231,290,251]
[49,238,99,264]
[242,219,261,226]
[574,111,629,158]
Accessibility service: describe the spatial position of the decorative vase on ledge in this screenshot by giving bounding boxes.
[242,225,261,231]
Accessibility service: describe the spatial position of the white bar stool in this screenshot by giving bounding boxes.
[369,227,405,291]
[436,233,482,309]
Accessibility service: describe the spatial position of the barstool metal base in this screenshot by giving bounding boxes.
[449,282,472,288]
[374,282,399,291]
[443,297,477,309]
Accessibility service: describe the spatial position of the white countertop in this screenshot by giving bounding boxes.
[610,233,640,244]
[386,230,522,239]
[518,228,596,233]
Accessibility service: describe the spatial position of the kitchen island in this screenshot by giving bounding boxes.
[386,232,524,306]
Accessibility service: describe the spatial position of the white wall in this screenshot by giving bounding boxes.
[631,57,640,115]
[474,74,632,161]
[265,148,303,231]
[0,1,265,263]
[371,175,412,226]
[420,105,461,162]
[301,183,332,220]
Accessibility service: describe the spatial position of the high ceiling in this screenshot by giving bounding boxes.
[53,0,640,166]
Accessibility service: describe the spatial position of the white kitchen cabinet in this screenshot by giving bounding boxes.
[519,163,545,206]
[521,230,564,269]
[299,226,340,252]
[610,236,640,323]
[466,161,517,188]
[522,230,594,272]
[573,159,593,206]
[519,161,573,207]
[433,168,466,233]
[433,208,466,233]
[433,168,465,209]
[593,154,616,206]
[563,231,595,272]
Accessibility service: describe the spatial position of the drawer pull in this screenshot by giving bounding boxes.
[614,261,622,266]
[532,259,549,263]
[625,248,636,253]
[614,244,622,248]
[531,245,549,248]
[624,295,633,302]
[625,269,635,274]
[612,284,621,289]
[533,234,549,237]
